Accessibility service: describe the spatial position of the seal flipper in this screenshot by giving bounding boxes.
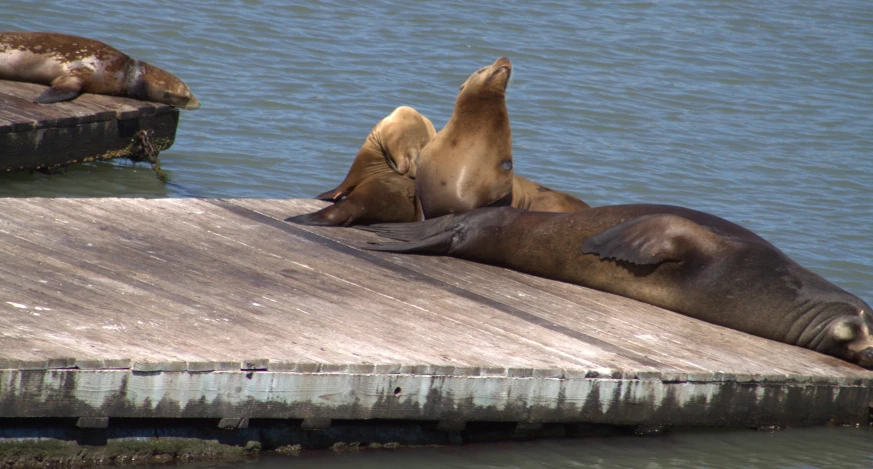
[34,68,94,104]
[581,213,721,265]
[285,208,352,227]
[314,187,350,201]
[362,231,456,255]
[359,215,460,242]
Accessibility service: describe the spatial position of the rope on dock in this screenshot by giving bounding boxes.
[133,129,168,182]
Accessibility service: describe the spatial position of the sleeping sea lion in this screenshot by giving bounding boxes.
[288,102,588,226]
[286,106,436,226]
[0,32,199,109]
[361,205,873,369]
[511,174,590,212]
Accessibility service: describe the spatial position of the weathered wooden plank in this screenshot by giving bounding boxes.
[0,81,116,127]
[0,198,647,373]
[0,79,179,172]
[238,198,873,381]
[0,369,869,427]
[1,198,872,429]
[0,80,164,124]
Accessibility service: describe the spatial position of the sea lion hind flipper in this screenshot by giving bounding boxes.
[33,68,94,104]
[361,231,455,255]
[581,213,718,265]
[358,215,459,241]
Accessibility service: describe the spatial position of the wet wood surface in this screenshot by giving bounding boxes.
[0,80,179,172]
[1,198,871,427]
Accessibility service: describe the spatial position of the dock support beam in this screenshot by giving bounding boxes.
[76,417,109,429]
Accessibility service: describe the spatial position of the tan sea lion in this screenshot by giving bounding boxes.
[362,205,873,369]
[511,174,590,212]
[286,106,436,226]
[288,102,588,226]
[0,32,200,109]
[415,57,515,219]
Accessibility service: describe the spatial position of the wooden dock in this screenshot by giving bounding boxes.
[1,198,872,438]
[0,80,179,173]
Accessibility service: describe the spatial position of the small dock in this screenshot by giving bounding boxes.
[1,198,872,459]
[0,80,179,173]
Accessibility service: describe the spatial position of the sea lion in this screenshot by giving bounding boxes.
[286,106,436,226]
[288,102,587,226]
[361,205,873,369]
[291,170,590,226]
[511,174,590,212]
[415,57,515,219]
[0,32,199,109]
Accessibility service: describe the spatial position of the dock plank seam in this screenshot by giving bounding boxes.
[208,199,667,370]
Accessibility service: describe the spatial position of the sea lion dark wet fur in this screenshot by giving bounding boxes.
[0,32,199,109]
[361,205,873,369]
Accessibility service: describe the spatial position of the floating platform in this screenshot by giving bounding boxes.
[1,198,872,459]
[0,80,179,173]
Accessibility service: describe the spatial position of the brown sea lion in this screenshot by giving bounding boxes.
[288,102,587,226]
[361,205,873,369]
[286,106,436,226]
[511,174,590,212]
[0,32,199,109]
[415,57,515,219]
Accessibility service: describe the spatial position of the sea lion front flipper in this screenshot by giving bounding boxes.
[286,209,352,226]
[581,213,720,265]
[34,68,94,104]
[314,187,350,201]
[290,177,418,227]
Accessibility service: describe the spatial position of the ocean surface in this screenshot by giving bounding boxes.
[2,1,872,467]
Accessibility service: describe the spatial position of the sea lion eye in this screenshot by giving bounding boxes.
[500,160,512,171]
[476,67,487,74]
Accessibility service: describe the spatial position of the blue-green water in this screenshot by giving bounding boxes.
[3,1,873,466]
[260,427,873,469]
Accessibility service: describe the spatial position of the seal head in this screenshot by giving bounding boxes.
[287,106,435,226]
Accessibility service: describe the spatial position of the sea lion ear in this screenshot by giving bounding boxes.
[458,84,466,92]
[581,214,720,265]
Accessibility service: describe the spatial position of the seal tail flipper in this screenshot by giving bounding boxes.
[581,213,722,265]
[33,68,94,104]
[358,215,458,241]
[361,230,456,255]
